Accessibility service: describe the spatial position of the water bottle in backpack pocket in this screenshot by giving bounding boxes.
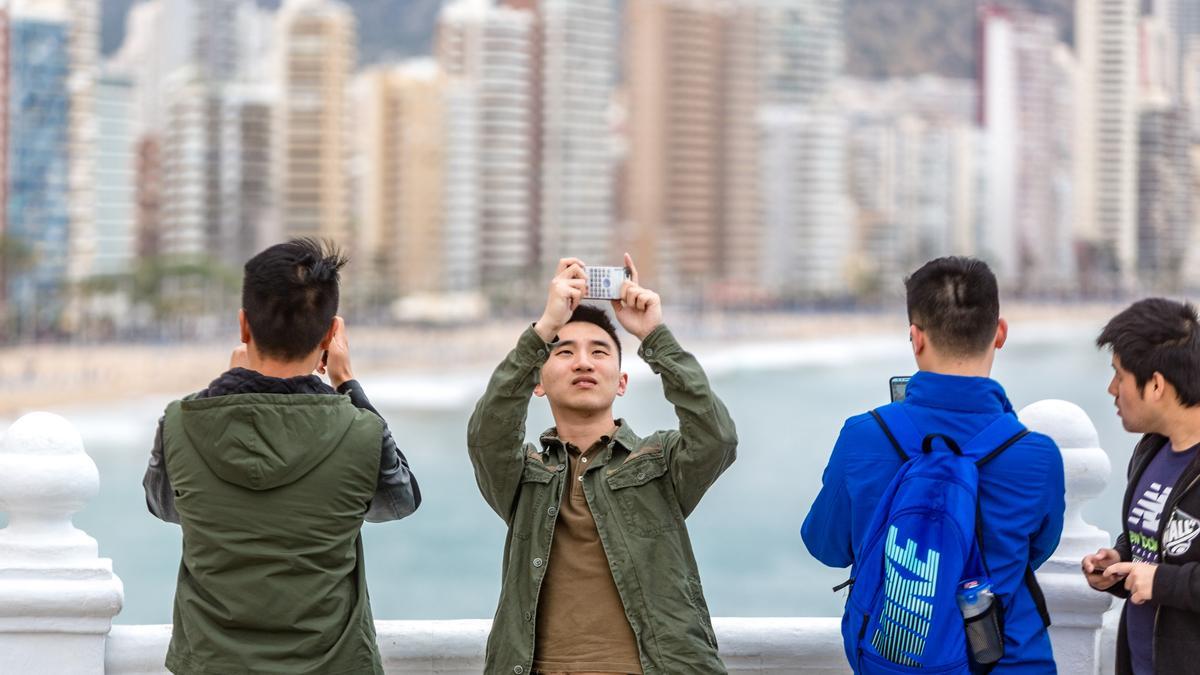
[958,579,1005,667]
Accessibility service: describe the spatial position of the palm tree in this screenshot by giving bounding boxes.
[0,235,34,341]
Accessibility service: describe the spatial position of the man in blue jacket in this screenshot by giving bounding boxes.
[803,257,1066,672]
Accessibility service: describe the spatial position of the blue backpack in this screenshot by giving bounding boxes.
[840,405,1029,674]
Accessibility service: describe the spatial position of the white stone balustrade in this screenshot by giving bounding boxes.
[0,412,124,674]
[1019,400,1117,675]
[0,403,1117,674]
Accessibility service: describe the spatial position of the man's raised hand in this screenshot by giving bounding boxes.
[322,316,355,389]
[611,253,663,341]
[534,258,587,343]
[229,344,250,371]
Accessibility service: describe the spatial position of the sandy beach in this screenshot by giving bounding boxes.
[0,303,1121,417]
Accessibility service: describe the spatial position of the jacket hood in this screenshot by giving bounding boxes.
[177,369,357,490]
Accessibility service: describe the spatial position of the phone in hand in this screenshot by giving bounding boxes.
[584,266,631,300]
[890,376,911,403]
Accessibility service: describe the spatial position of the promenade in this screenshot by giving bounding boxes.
[0,303,1119,416]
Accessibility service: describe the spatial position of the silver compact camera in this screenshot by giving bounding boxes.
[584,266,631,300]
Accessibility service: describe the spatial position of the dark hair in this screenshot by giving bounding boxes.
[565,304,622,363]
[905,257,1000,357]
[242,238,348,361]
[1096,298,1200,407]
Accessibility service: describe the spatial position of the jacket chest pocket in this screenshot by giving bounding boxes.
[605,454,681,536]
[513,460,557,539]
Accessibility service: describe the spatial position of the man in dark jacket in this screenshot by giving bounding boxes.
[1083,298,1200,675]
[142,239,420,675]
[467,254,737,675]
[803,257,1065,672]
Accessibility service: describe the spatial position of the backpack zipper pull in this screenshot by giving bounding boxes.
[833,578,854,593]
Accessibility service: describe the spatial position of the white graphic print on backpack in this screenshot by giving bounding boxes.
[870,526,940,665]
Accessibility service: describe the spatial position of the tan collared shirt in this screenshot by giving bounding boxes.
[533,433,643,675]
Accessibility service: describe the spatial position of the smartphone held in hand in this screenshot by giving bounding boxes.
[584,266,631,300]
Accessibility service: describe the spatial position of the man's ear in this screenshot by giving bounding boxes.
[533,383,546,398]
[909,324,924,357]
[239,309,252,345]
[994,317,1008,350]
[319,317,337,350]
[616,371,629,397]
[1150,372,1169,403]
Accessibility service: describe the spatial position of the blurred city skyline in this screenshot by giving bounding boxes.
[0,0,1194,342]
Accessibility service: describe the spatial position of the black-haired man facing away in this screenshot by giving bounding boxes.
[1083,298,1200,675]
[803,256,1064,672]
[468,254,738,675]
[143,238,420,675]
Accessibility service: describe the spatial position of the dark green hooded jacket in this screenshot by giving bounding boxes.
[161,389,385,675]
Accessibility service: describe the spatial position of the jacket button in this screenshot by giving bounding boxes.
[644,348,654,357]
[514,666,525,674]
[547,506,558,517]
[524,611,532,621]
[637,472,647,481]
[533,558,544,568]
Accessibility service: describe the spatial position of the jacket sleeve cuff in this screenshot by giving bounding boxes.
[636,324,677,362]
[1153,562,1198,611]
[337,380,384,418]
[515,324,555,369]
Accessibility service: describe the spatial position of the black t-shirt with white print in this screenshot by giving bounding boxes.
[1125,442,1199,675]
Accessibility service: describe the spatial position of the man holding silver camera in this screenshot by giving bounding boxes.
[467,254,738,675]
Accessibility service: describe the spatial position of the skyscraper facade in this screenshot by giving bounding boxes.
[65,0,98,295]
[437,0,535,294]
[217,85,273,269]
[356,61,454,297]
[273,0,355,245]
[160,68,221,258]
[625,0,760,297]
[757,0,848,298]
[1138,99,1193,289]
[979,5,1076,291]
[1075,0,1139,288]
[92,72,137,277]
[844,77,982,293]
[539,0,616,270]
[7,0,72,331]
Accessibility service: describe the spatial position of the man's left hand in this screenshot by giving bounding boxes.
[1105,562,1156,604]
[611,252,663,341]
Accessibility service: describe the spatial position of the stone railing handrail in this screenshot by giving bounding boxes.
[105,619,850,674]
[0,400,1116,674]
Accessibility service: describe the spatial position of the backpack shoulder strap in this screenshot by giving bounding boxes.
[870,405,922,461]
[962,413,1030,467]
[962,413,1030,580]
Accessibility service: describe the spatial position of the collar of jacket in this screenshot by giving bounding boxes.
[200,367,336,398]
[905,370,1013,414]
[537,418,639,468]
